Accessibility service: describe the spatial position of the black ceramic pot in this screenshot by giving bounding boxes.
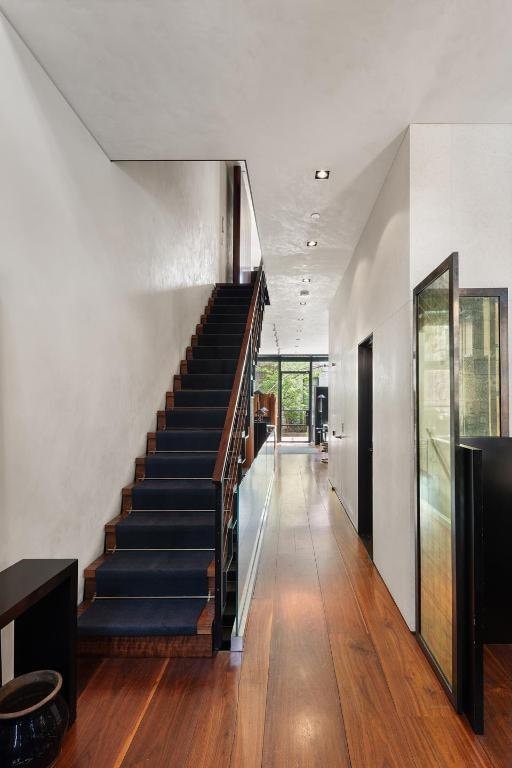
[0,669,69,768]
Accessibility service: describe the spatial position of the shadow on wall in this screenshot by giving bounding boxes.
[329,130,407,229]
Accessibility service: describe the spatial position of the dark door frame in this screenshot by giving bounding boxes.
[257,356,329,443]
[232,165,241,285]
[357,334,373,558]
[414,252,463,712]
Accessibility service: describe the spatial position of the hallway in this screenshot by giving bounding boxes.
[58,450,508,767]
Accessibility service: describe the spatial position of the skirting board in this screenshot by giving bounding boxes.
[329,479,358,532]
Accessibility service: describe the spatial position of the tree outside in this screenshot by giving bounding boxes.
[255,361,311,436]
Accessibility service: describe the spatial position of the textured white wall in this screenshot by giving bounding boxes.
[410,124,512,410]
[329,123,512,633]
[0,15,227,614]
[328,132,415,629]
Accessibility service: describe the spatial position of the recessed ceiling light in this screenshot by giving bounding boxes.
[306,240,318,247]
[302,277,311,283]
[311,212,320,220]
[315,169,330,180]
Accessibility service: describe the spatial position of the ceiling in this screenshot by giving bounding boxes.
[3,1,512,354]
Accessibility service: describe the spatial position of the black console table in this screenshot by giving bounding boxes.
[0,559,78,723]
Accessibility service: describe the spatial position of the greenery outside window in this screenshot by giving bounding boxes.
[459,289,509,437]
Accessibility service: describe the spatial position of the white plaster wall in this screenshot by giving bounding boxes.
[328,132,416,628]
[329,123,512,633]
[0,15,227,608]
[410,124,512,407]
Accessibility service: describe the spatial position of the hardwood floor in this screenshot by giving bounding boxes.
[59,450,511,767]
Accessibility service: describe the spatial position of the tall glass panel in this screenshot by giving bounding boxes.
[417,269,454,687]
[460,296,501,436]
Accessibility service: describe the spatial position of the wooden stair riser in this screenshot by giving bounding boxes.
[147,432,157,454]
[84,554,109,600]
[77,635,213,658]
[105,515,123,552]
[122,484,134,515]
[166,392,174,409]
[135,458,145,482]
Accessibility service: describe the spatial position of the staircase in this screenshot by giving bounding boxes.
[77,269,267,657]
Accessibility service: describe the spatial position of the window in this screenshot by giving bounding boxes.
[254,361,278,396]
[459,289,508,437]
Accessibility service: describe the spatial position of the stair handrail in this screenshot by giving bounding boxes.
[212,264,265,483]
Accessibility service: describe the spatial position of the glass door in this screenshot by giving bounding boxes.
[280,362,311,442]
[415,253,462,707]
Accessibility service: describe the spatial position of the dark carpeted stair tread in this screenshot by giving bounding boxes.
[205,314,248,324]
[134,479,215,489]
[154,430,222,451]
[143,452,216,478]
[206,320,248,329]
[207,304,249,313]
[197,334,243,346]
[174,389,231,407]
[165,407,227,428]
[207,304,250,314]
[98,549,213,573]
[115,511,215,549]
[202,323,246,334]
[95,550,213,597]
[215,287,253,295]
[132,479,216,510]
[191,346,240,359]
[180,373,235,389]
[185,359,238,374]
[78,597,209,637]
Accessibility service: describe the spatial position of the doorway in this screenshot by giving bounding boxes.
[279,364,311,442]
[358,335,373,558]
[414,253,463,710]
[255,356,329,443]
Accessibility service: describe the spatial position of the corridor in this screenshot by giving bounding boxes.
[58,450,509,767]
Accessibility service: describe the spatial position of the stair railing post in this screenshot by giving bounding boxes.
[213,478,224,651]
[234,460,243,636]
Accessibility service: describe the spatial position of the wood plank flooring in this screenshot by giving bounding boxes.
[59,450,511,767]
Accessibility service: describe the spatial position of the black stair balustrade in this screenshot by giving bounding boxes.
[212,266,268,649]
